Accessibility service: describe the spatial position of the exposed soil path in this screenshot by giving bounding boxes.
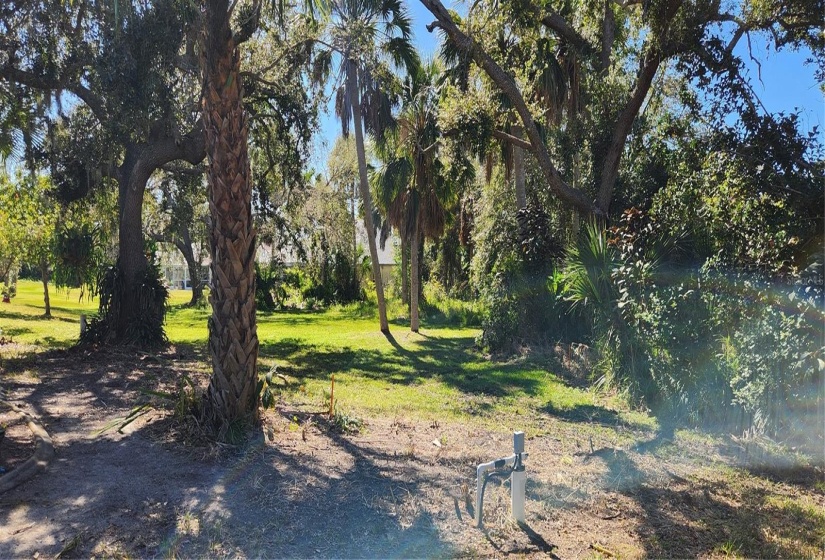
[0,347,823,558]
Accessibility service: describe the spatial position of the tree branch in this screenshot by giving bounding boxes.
[0,63,107,122]
[541,12,594,55]
[143,118,207,172]
[492,129,534,151]
[601,0,616,71]
[422,0,600,217]
[596,50,662,211]
[717,13,750,53]
[161,163,207,176]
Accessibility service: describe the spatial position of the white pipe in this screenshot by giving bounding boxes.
[476,454,516,527]
[511,430,526,523]
[511,467,526,523]
[475,452,529,527]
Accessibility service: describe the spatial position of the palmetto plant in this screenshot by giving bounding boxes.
[312,0,420,333]
[563,221,655,404]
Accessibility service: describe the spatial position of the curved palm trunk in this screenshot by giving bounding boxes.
[347,60,389,333]
[200,0,259,435]
[409,217,420,332]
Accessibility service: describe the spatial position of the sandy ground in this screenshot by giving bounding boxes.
[1,346,823,559]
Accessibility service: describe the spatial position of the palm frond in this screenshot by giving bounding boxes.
[531,38,568,122]
[334,84,350,137]
[311,48,333,87]
[373,155,413,217]
[378,0,411,39]
[384,36,420,76]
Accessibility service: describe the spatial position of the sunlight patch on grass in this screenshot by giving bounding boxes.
[2,280,195,347]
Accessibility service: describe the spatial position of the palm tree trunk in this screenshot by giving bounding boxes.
[347,60,389,333]
[351,181,359,290]
[200,0,259,435]
[401,235,409,306]
[40,256,50,318]
[410,217,420,332]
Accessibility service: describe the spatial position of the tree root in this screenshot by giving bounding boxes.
[0,400,55,493]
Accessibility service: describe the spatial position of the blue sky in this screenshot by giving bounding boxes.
[310,2,824,170]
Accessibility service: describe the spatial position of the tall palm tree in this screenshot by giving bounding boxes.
[375,61,456,332]
[199,0,259,435]
[316,0,419,333]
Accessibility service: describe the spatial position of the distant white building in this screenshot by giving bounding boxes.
[158,227,398,289]
[157,250,209,290]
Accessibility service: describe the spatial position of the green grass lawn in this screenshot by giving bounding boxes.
[2,279,653,434]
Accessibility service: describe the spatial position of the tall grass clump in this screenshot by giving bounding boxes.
[420,280,483,327]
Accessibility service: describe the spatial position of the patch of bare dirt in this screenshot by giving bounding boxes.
[1,347,823,559]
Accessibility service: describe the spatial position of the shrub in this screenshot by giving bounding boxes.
[565,211,824,441]
[81,261,169,348]
[256,260,287,312]
[303,250,362,306]
[476,203,584,353]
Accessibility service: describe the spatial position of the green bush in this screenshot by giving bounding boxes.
[564,212,824,440]
[81,261,169,348]
[303,250,362,306]
[256,260,288,311]
[716,280,824,437]
[476,203,585,353]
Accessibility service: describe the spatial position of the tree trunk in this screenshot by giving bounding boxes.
[40,256,50,318]
[351,180,359,291]
[596,52,660,212]
[401,234,409,306]
[177,225,203,307]
[200,0,259,436]
[115,159,150,339]
[347,60,389,333]
[512,125,527,211]
[410,217,420,333]
[107,131,205,345]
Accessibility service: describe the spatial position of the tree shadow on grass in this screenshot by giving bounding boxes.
[259,332,544,398]
[526,438,824,558]
[40,336,75,349]
[1,327,33,337]
[630,474,825,557]
[0,309,52,322]
[541,402,653,432]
